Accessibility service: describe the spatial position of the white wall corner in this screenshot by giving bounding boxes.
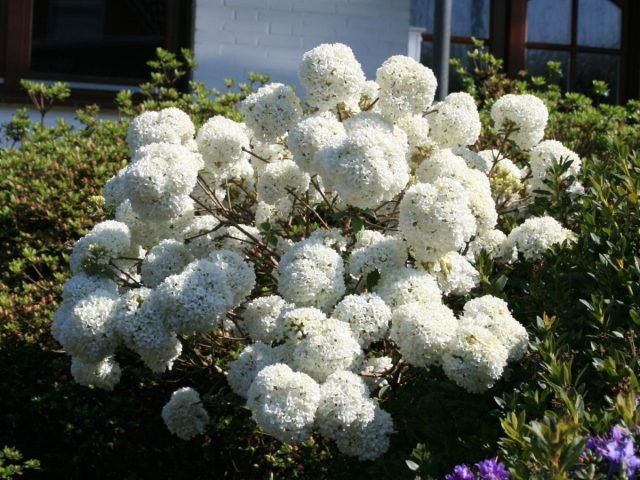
[408,26,425,62]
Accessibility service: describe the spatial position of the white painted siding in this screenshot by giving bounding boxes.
[193,0,412,88]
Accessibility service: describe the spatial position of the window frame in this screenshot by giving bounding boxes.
[0,0,193,106]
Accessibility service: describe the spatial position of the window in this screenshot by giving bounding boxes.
[525,0,623,102]
[0,0,193,105]
[410,0,491,92]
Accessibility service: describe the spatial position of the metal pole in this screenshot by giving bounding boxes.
[433,0,452,100]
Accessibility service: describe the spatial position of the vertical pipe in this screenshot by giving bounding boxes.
[433,0,452,100]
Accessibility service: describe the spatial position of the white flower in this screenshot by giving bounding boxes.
[452,147,492,174]
[220,224,262,255]
[274,306,328,344]
[399,178,477,264]
[298,43,366,111]
[62,273,118,305]
[349,230,407,278]
[239,83,302,142]
[333,405,394,461]
[465,229,507,262]
[180,215,224,258]
[528,140,582,194]
[291,318,363,382]
[52,288,119,362]
[461,295,528,361]
[161,387,209,440]
[196,116,252,183]
[396,114,434,170]
[288,112,346,173]
[428,92,481,148]
[246,363,320,444]
[442,323,508,393]
[415,148,469,185]
[140,239,193,288]
[258,159,310,204]
[377,55,437,121]
[502,216,576,262]
[389,301,458,367]
[491,94,548,150]
[278,239,345,313]
[360,355,393,391]
[242,295,287,343]
[431,251,480,296]
[127,107,195,152]
[375,267,441,307]
[316,124,409,209]
[122,143,202,222]
[227,342,279,398]
[331,293,391,348]
[488,156,524,201]
[208,249,256,306]
[70,356,122,391]
[69,220,131,275]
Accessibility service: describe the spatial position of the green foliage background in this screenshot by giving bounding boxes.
[0,46,639,479]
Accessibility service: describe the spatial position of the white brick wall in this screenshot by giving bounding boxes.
[193,0,411,89]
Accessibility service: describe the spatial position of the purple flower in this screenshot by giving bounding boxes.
[476,457,510,480]
[586,425,640,478]
[444,464,475,480]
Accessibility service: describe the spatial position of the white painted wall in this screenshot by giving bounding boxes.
[0,0,412,122]
[192,0,412,88]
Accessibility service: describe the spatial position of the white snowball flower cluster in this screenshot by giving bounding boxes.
[70,356,122,391]
[399,178,477,264]
[348,230,407,278]
[375,267,441,307]
[69,220,131,274]
[242,295,287,343]
[431,251,480,296]
[298,43,366,111]
[376,55,437,120]
[239,83,302,141]
[161,387,210,440]
[288,112,346,173]
[317,123,409,209]
[140,239,193,288]
[396,114,434,169]
[258,159,310,205]
[127,107,196,152]
[278,237,345,313]
[196,115,252,184]
[331,294,391,347]
[528,140,582,194]
[491,94,548,150]
[227,342,280,398]
[428,92,481,148]
[502,216,576,262]
[247,363,320,443]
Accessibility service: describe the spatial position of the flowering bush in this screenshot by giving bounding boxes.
[49,42,585,468]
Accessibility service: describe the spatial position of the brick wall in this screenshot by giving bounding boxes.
[193,0,411,90]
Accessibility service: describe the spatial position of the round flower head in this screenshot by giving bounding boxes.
[62,273,118,306]
[331,293,391,347]
[452,146,492,174]
[316,124,409,209]
[196,115,252,182]
[502,216,576,262]
[442,323,508,393]
[315,370,375,440]
[140,239,194,288]
[239,83,302,142]
[251,141,290,177]
[465,228,507,263]
[52,288,120,363]
[389,301,458,367]
[227,342,279,398]
[359,80,380,112]
[274,306,328,344]
[180,215,225,259]
[70,356,122,391]
[461,295,528,361]
[488,156,524,201]
[258,159,310,205]
[292,318,363,382]
[207,249,256,306]
[490,94,548,150]
[69,220,131,275]
[127,107,195,152]
[298,43,366,111]
[242,295,287,343]
[376,55,437,121]
[333,405,394,461]
[375,267,441,307]
[399,178,477,264]
[396,114,435,170]
[528,139,582,194]
[161,387,209,440]
[288,112,346,173]
[431,251,480,296]
[428,92,481,148]
[349,230,407,278]
[220,224,261,256]
[122,143,202,222]
[103,169,128,209]
[247,363,320,444]
[415,148,469,185]
[278,239,346,313]
[458,167,498,234]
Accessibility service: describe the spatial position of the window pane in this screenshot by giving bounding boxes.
[577,0,621,48]
[525,49,570,89]
[451,0,489,38]
[31,0,166,80]
[575,52,620,102]
[526,0,572,45]
[410,0,489,37]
